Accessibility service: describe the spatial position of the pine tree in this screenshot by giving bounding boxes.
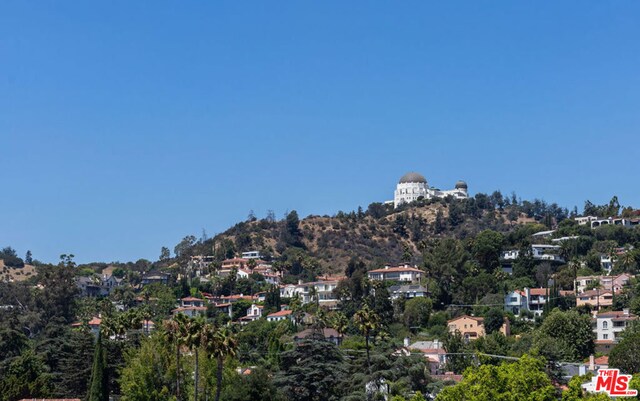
[87,333,108,401]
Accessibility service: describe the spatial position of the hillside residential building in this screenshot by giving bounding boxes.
[388,284,429,300]
[294,328,342,346]
[141,271,170,286]
[180,296,205,308]
[593,309,638,354]
[574,274,632,294]
[447,315,510,340]
[239,304,263,324]
[501,245,564,264]
[172,305,207,318]
[266,309,293,322]
[406,340,447,374]
[76,274,124,297]
[392,172,468,208]
[279,280,340,307]
[590,217,640,229]
[504,288,550,318]
[367,265,423,283]
[576,289,613,311]
[241,250,263,259]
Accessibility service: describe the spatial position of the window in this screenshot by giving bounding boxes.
[510,297,518,302]
[603,321,608,329]
[603,334,609,340]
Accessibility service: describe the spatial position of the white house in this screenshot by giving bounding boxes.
[279,280,340,306]
[504,288,549,318]
[593,309,638,354]
[238,304,263,324]
[266,309,292,322]
[392,172,468,208]
[367,265,423,283]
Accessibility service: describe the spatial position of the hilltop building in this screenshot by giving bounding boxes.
[392,172,468,208]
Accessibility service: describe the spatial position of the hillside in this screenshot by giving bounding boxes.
[0,259,36,282]
[187,194,555,274]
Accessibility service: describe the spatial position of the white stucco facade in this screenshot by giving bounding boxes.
[393,172,468,208]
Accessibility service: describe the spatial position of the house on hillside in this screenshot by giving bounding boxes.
[266,309,292,322]
[367,264,423,282]
[593,309,638,354]
[238,304,263,324]
[141,271,170,286]
[294,328,342,346]
[388,284,429,300]
[576,289,613,311]
[504,288,550,318]
[447,315,510,340]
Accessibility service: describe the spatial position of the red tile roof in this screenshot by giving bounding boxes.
[368,266,423,274]
[267,310,292,318]
[528,288,548,296]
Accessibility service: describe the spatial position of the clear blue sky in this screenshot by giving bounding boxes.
[2,2,639,264]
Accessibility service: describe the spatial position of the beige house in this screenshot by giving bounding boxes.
[576,289,613,311]
[447,315,510,340]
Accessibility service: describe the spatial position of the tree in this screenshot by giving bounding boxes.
[609,326,640,374]
[35,256,79,323]
[264,285,282,315]
[436,355,556,401]
[0,348,52,401]
[184,317,204,401]
[534,309,594,362]
[472,230,504,272]
[87,333,108,401]
[443,331,472,374]
[0,246,25,267]
[160,247,171,261]
[403,297,432,329]
[423,238,469,307]
[281,210,304,248]
[330,312,349,340]
[202,324,238,401]
[119,333,179,401]
[353,304,380,374]
[24,250,33,265]
[483,308,505,335]
[163,314,188,399]
[275,337,346,401]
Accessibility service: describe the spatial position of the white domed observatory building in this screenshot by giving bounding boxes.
[392,172,468,208]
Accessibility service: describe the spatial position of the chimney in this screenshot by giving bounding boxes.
[404,337,410,347]
[589,355,595,371]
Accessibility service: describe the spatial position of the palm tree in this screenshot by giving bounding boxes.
[163,314,188,400]
[203,324,238,401]
[185,316,204,401]
[353,303,380,374]
[331,312,348,343]
[619,249,637,272]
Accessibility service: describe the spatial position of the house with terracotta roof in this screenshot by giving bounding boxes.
[574,273,632,294]
[579,355,609,376]
[71,316,102,336]
[180,296,206,308]
[238,304,263,324]
[266,309,293,322]
[447,315,510,340]
[172,306,207,318]
[367,264,423,282]
[593,309,638,354]
[504,288,550,318]
[576,289,613,311]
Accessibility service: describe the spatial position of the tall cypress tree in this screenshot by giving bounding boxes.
[87,333,108,401]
